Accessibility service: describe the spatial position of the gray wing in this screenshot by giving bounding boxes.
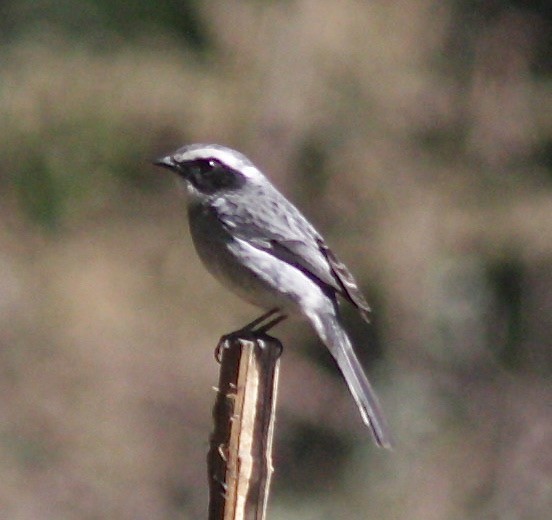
[212,187,371,321]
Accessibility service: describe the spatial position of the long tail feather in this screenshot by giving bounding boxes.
[311,313,393,449]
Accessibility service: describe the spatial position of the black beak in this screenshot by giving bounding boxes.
[153,155,176,170]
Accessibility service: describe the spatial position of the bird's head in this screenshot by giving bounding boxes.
[153,144,264,196]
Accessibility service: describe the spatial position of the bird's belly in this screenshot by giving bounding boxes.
[199,240,289,310]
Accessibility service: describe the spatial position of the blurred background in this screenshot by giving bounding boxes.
[1,0,551,518]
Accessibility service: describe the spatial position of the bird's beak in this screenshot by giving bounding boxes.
[153,155,176,170]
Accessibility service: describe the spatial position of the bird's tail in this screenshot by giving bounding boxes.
[311,312,393,449]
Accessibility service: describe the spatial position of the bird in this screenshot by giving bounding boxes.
[154,143,392,448]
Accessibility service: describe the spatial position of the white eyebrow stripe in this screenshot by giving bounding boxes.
[173,145,265,181]
[174,147,240,167]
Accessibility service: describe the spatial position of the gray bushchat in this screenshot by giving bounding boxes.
[154,143,392,448]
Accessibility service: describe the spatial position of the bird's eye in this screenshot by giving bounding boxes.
[194,159,219,173]
[184,158,245,193]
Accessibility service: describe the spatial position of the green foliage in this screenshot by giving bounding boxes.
[12,149,66,230]
[0,0,213,53]
[486,258,525,369]
[4,111,153,228]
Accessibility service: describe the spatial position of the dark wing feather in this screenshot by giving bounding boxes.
[317,238,371,322]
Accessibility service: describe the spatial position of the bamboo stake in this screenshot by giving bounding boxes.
[208,335,282,520]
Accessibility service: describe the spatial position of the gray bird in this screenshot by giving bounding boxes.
[154,144,392,448]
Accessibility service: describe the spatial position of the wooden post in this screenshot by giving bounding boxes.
[207,335,282,520]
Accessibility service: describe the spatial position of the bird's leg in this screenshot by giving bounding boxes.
[238,308,280,333]
[215,308,285,362]
[254,313,287,334]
